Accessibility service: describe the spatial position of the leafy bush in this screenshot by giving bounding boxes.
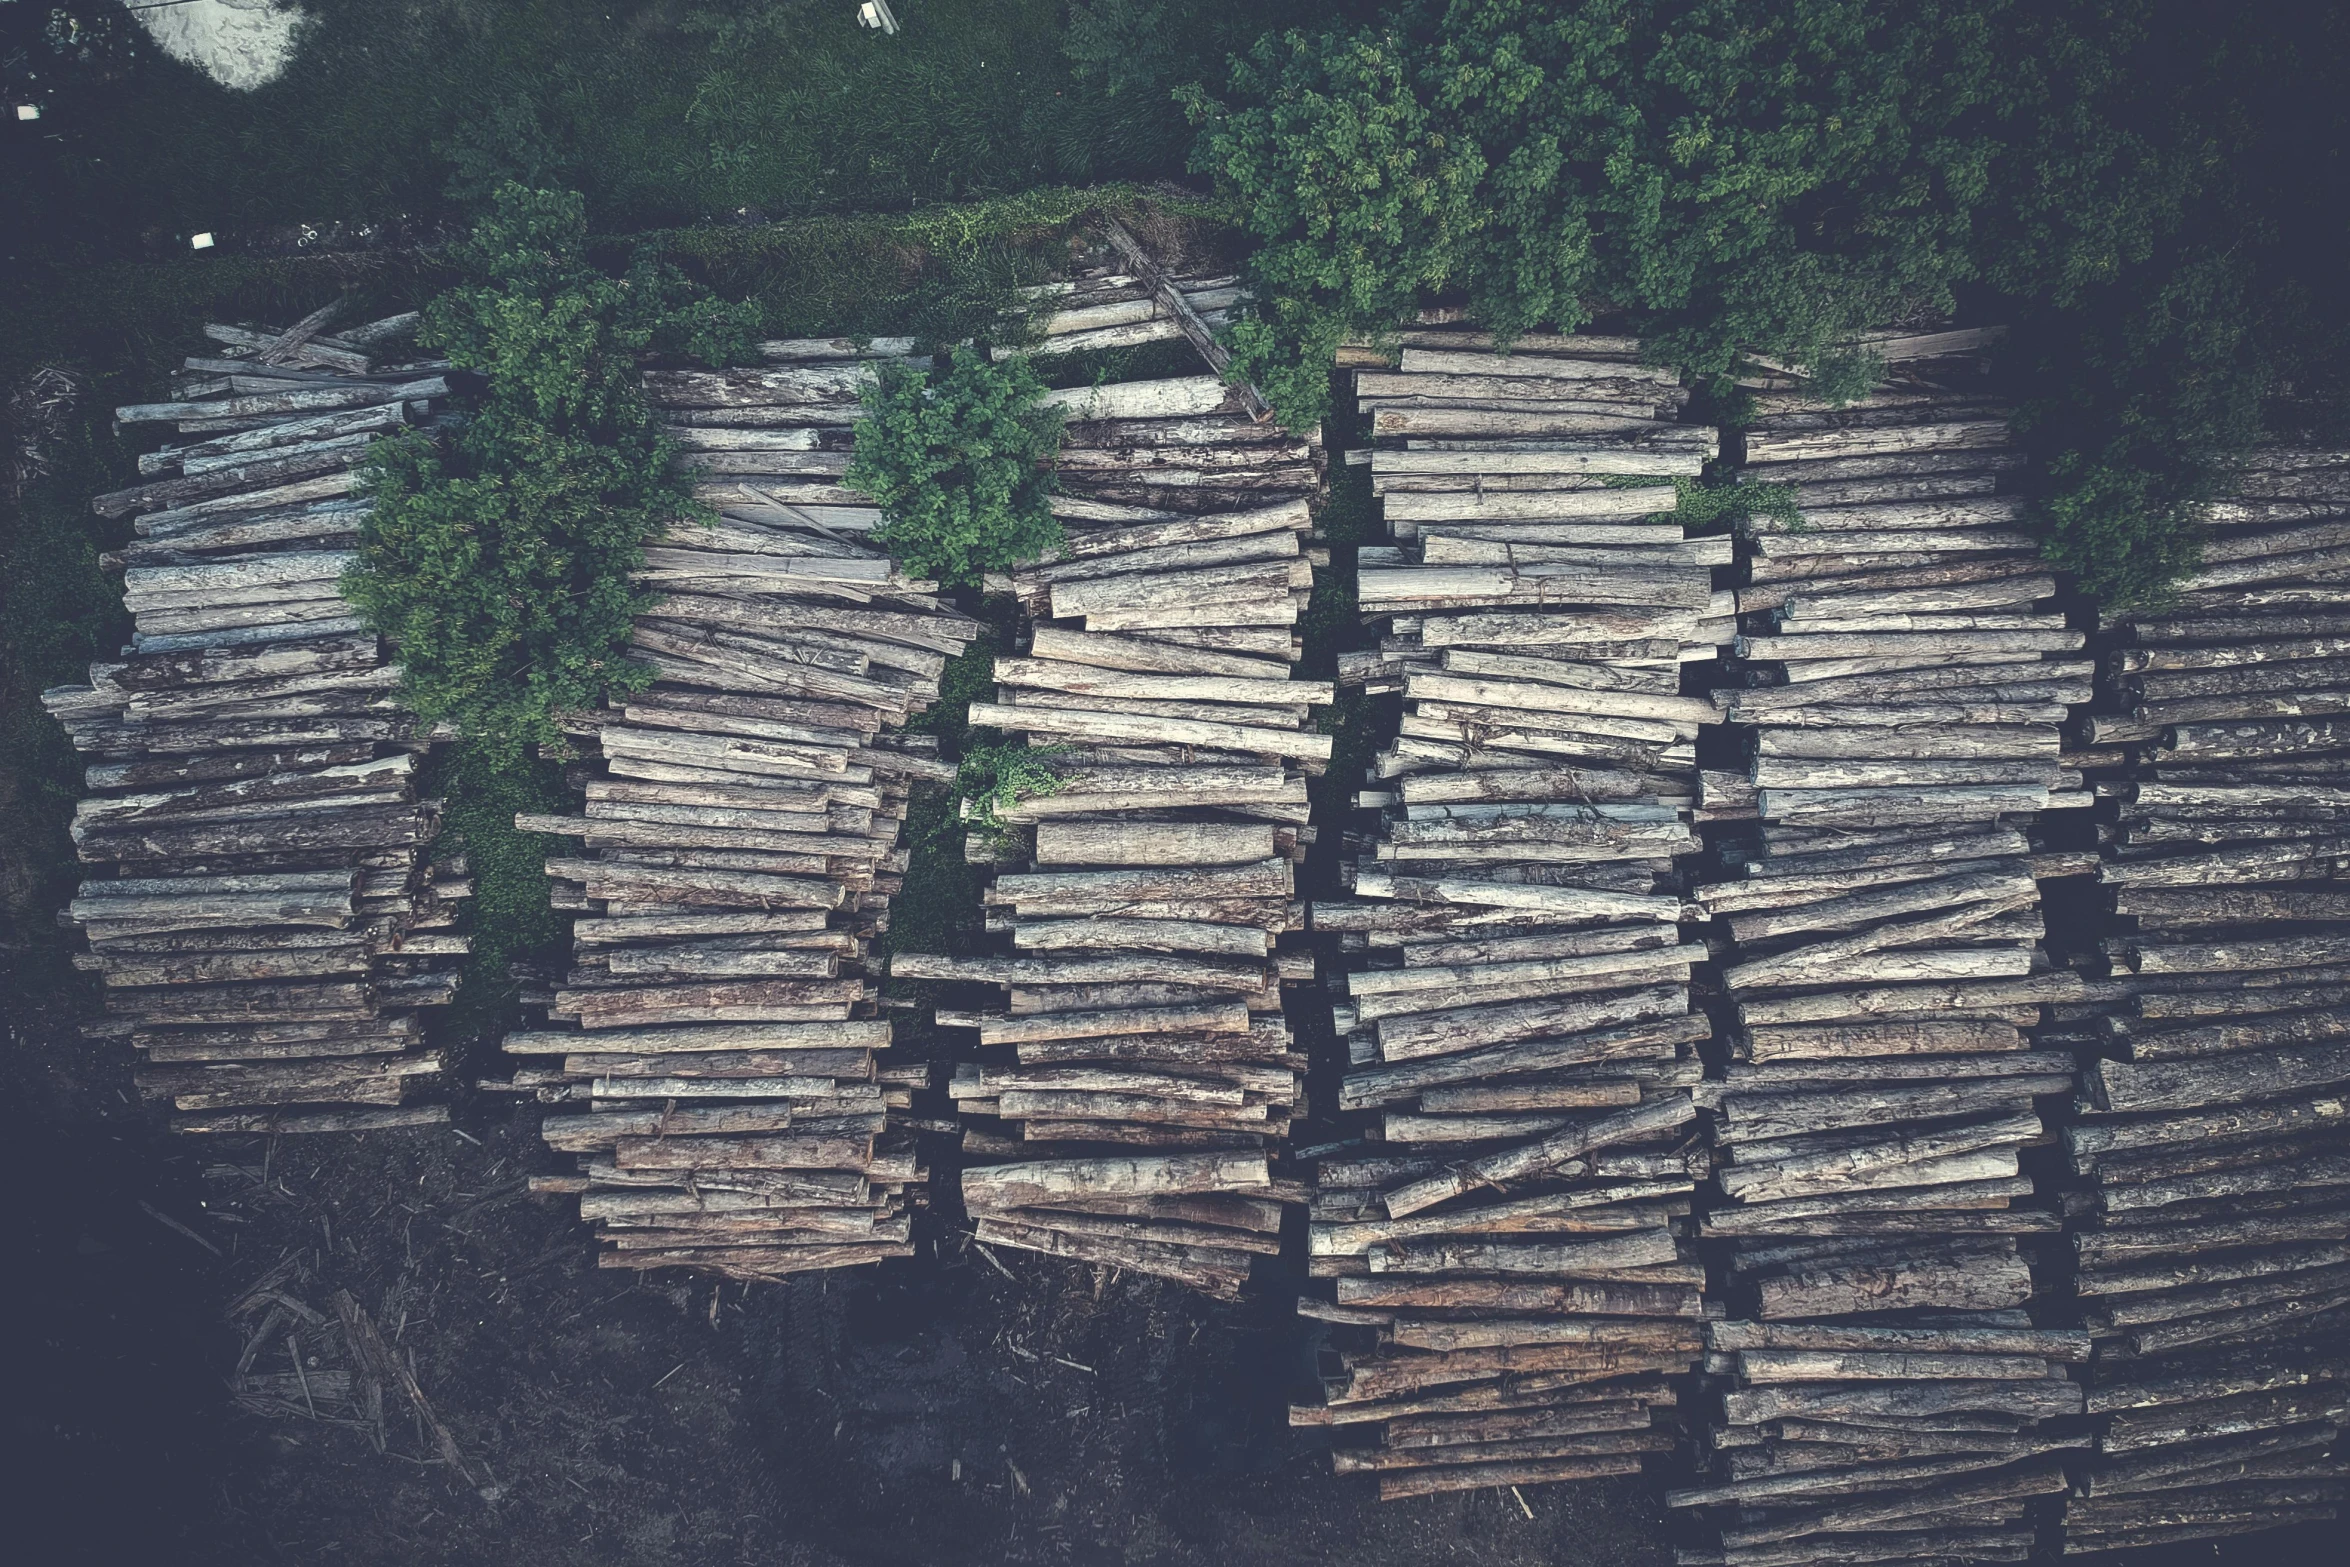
[955,742,1071,839]
[344,185,758,766]
[1666,476,1800,536]
[1183,27,1448,429]
[845,347,1067,587]
[2014,250,2264,609]
[1187,0,2194,430]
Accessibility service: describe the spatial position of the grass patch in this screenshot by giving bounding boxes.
[7,3,1302,243]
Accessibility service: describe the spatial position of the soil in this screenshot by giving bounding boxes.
[3,959,1675,1567]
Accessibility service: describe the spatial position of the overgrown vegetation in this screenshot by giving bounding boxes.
[1668,476,1801,536]
[846,348,1068,588]
[1187,0,2194,430]
[953,743,1073,842]
[424,746,578,1042]
[344,185,757,766]
[1186,0,2350,606]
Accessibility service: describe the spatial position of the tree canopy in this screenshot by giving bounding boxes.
[1188,0,2350,607]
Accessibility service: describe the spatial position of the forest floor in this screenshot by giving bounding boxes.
[4,952,1676,1567]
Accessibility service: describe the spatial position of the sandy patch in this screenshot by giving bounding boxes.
[122,0,306,92]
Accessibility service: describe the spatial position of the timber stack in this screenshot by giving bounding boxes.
[1671,335,2092,1564]
[43,310,466,1135]
[996,266,1242,361]
[2059,446,2350,1553]
[496,340,980,1282]
[902,371,1326,1298]
[1298,324,1721,1498]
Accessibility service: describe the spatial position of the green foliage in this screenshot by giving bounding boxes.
[2015,250,2263,609]
[954,743,1072,839]
[344,186,754,765]
[1668,476,1800,535]
[1189,0,2193,430]
[425,741,577,1042]
[846,348,1067,587]
[1180,27,1456,428]
[1191,1,2350,604]
[2014,8,2350,610]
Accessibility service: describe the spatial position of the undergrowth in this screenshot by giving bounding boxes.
[1670,476,1801,535]
[424,744,578,1047]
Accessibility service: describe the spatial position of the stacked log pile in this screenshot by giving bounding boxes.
[42,311,467,1135]
[1670,339,2094,1562]
[900,373,1326,1297]
[2060,446,2350,1552]
[497,343,981,1282]
[1298,328,1723,1498]
[998,269,1242,361]
[1722,333,2091,826]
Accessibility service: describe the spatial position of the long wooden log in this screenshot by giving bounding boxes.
[1381,1094,1698,1218]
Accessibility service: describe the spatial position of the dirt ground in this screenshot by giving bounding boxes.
[3,962,1676,1567]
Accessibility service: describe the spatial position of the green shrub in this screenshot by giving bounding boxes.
[344,185,758,766]
[1181,27,1463,430]
[954,742,1072,840]
[845,347,1067,587]
[1667,476,1800,535]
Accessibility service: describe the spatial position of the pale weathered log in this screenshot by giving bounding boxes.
[962,1151,1269,1212]
[1382,1094,1698,1218]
